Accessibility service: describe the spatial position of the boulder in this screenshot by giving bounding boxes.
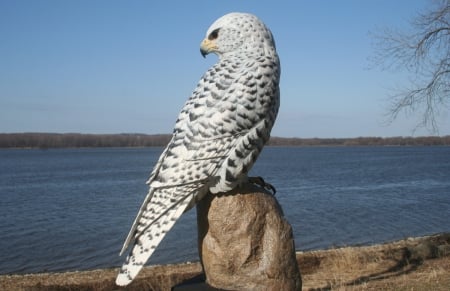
[196,183,301,290]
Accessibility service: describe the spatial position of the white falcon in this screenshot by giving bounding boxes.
[116,12,280,286]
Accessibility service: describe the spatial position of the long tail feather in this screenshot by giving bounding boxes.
[116,190,192,286]
[119,188,157,256]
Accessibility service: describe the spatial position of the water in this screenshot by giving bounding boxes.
[0,146,449,274]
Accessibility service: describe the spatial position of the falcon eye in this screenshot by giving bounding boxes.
[208,28,220,40]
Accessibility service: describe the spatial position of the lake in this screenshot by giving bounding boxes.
[0,146,449,274]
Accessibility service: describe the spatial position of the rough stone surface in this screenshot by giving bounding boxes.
[197,183,302,291]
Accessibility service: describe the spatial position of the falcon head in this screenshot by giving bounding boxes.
[200,12,277,59]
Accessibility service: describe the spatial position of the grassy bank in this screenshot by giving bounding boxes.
[1,233,449,290]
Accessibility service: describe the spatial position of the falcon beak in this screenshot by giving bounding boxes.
[200,38,217,58]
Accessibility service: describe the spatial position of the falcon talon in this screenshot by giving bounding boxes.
[267,183,277,196]
[249,176,277,195]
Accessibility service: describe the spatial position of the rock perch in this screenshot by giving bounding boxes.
[197,183,302,290]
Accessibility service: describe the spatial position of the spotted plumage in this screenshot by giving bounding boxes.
[116,12,280,286]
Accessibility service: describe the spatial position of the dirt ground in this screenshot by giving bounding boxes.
[1,233,449,291]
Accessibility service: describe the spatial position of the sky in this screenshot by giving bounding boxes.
[1,0,448,138]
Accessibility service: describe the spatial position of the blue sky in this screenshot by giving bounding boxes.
[1,0,448,138]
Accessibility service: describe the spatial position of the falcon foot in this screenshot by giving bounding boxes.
[248,176,276,195]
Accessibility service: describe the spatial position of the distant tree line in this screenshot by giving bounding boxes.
[1,133,449,148]
[267,136,450,146]
[0,133,172,148]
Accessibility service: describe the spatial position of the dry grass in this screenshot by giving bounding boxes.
[1,233,449,291]
[0,263,203,291]
[299,233,450,290]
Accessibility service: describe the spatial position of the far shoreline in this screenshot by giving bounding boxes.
[1,132,450,148]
